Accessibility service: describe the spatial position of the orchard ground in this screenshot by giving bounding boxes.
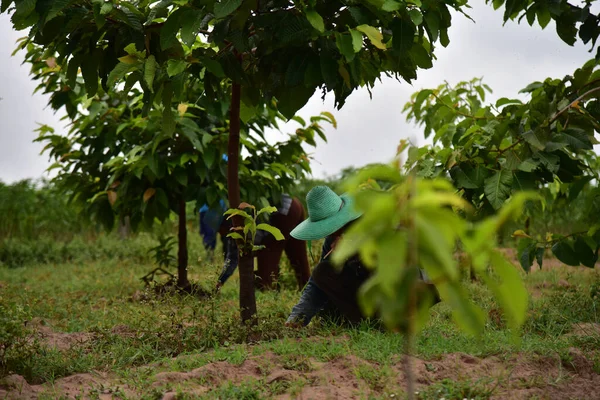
[1,246,600,400]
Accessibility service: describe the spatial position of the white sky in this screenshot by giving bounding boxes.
[0,2,598,183]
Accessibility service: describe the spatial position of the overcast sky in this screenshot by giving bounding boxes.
[1,3,598,184]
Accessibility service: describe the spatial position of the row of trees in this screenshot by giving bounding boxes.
[3,0,600,333]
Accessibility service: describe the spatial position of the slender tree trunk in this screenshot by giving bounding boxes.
[227,82,257,324]
[177,197,190,288]
[118,216,130,240]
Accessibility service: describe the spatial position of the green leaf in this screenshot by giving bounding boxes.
[1,0,12,13]
[144,55,157,91]
[551,240,580,266]
[521,130,545,150]
[377,231,407,296]
[495,97,522,108]
[67,55,82,87]
[162,108,175,135]
[382,0,401,11]
[574,236,598,268]
[277,85,316,120]
[390,17,415,52]
[517,159,539,172]
[257,206,278,217]
[534,152,559,173]
[240,102,256,124]
[199,57,225,78]
[562,128,593,151]
[203,147,216,168]
[424,11,440,43]
[409,9,423,25]
[181,127,203,151]
[517,238,536,272]
[484,170,513,210]
[227,232,245,241]
[214,0,242,19]
[436,281,486,336]
[451,164,489,189]
[335,32,355,62]
[305,9,324,33]
[80,55,98,97]
[535,247,544,269]
[350,29,363,53]
[488,251,528,330]
[167,60,187,77]
[257,223,285,241]
[356,25,386,50]
[224,208,252,221]
[108,62,135,87]
[537,7,551,29]
[160,8,183,50]
[100,3,113,15]
[174,168,188,186]
[180,9,204,47]
[409,44,432,69]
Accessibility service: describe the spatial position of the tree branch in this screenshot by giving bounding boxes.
[549,86,600,124]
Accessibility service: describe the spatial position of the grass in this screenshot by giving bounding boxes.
[1,250,600,399]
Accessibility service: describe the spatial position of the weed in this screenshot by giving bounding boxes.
[416,378,497,400]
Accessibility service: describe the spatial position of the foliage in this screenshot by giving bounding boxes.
[148,236,178,269]
[487,0,600,58]
[224,202,284,255]
[402,61,600,272]
[23,42,332,234]
[0,234,156,268]
[0,179,90,241]
[3,0,468,120]
[334,164,533,336]
[0,296,39,376]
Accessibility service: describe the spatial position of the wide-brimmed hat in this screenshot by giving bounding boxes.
[290,186,362,241]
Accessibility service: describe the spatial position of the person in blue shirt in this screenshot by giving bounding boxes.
[199,199,227,258]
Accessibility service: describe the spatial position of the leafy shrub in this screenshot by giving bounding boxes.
[0,296,40,378]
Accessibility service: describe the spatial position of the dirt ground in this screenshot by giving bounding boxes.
[2,322,600,399]
[2,251,599,399]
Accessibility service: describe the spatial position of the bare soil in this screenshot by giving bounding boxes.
[2,346,600,399]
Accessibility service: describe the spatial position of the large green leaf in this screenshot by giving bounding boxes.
[390,17,415,52]
[488,251,528,331]
[562,128,593,151]
[574,236,598,268]
[517,238,536,272]
[144,55,157,91]
[277,85,316,120]
[356,24,386,50]
[551,240,580,266]
[257,223,285,241]
[484,170,513,210]
[335,32,355,62]
[451,164,489,189]
[199,57,225,78]
[305,9,324,33]
[534,152,559,173]
[214,0,242,19]
[167,60,187,77]
[80,54,99,97]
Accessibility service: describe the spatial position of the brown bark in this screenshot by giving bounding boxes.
[228,82,257,324]
[177,197,189,288]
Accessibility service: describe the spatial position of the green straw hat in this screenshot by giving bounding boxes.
[290,186,362,241]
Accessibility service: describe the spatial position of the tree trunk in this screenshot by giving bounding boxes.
[118,216,130,240]
[228,82,257,324]
[177,197,190,288]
